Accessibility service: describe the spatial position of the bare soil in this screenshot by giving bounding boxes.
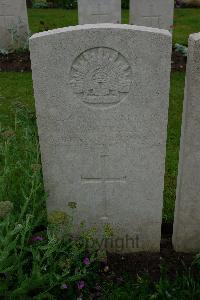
[0,48,186,72]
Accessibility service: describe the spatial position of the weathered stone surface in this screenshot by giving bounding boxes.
[130,0,174,31]
[30,24,171,253]
[78,0,121,24]
[0,0,29,50]
[173,33,200,253]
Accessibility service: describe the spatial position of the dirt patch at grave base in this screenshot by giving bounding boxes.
[0,52,31,72]
[107,238,196,281]
[0,48,186,72]
[171,49,187,72]
[106,222,196,281]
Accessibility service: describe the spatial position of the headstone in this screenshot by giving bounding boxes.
[78,0,121,24]
[129,0,174,32]
[0,0,29,49]
[173,33,200,253]
[30,24,171,253]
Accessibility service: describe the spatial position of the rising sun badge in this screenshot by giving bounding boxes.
[70,47,132,107]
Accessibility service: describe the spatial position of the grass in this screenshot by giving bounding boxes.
[0,73,34,127]
[28,8,200,45]
[163,72,185,222]
[101,273,200,299]
[174,8,200,45]
[0,104,101,298]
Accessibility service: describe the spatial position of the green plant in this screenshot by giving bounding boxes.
[175,43,188,56]
[193,253,200,269]
[7,17,30,52]
[0,48,9,55]
[42,0,78,9]
[65,0,77,9]
[32,1,49,8]
[0,104,101,298]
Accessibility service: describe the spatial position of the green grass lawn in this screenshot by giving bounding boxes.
[174,8,200,45]
[28,8,200,45]
[163,72,185,222]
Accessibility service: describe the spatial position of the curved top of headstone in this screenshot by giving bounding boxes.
[189,32,200,41]
[30,23,171,41]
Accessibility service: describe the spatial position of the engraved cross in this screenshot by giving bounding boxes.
[81,148,126,218]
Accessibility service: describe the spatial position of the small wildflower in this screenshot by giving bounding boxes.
[0,201,13,219]
[116,276,124,284]
[61,283,68,290]
[41,265,47,271]
[77,281,85,290]
[98,250,107,262]
[31,235,44,243]
[95,284,101,291]
[31,164,41,172]
[83,257,90,266]
[80,221,85,228]
[104,266,109,273]
[68,201,77,209]
[1,130,15,138]
[13,224,23,234]
[0,272,7,279]
[48,211,69,225]
[103,223,113,238]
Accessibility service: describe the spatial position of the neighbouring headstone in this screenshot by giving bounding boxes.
[78,0,121,24]
[0,0,29,50]
[129,0,174,32]
[30,24,171,253]
[173,33,200,253]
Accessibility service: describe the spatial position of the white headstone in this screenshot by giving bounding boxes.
[0,0,29,49]
[129,0,174,32]
[30,24,171,253]
[78,0,121,24]
[173,33,200,253]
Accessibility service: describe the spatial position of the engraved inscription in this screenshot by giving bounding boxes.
[91,3,110,22]
[91,3,109,16]
[141,1,161,28]
[142,16,161,27]
[70,47,132,107]
[0,1,13,16]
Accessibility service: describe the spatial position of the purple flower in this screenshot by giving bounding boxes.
[31,235,44,242]
[77,281,85,290]
[95,284,101,291]
[83,257,90,266]
[0,272,7,278]
[61,283,68,290]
